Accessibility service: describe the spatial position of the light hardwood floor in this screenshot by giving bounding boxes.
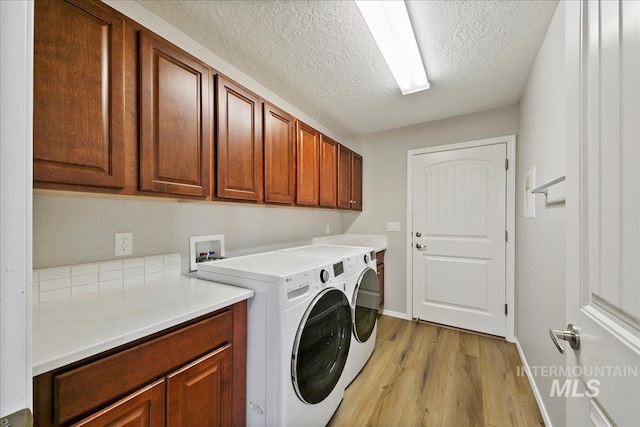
[328,316,544,427]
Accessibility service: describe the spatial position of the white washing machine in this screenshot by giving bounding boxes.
[279,245,380,387]
[197,251,350,427]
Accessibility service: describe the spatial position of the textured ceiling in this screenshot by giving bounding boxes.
[136,0,557,138]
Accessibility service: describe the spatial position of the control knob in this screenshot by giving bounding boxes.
[320,269,330,283]
[364,254,369,264]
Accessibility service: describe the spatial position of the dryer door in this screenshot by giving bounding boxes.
[352,267,380,343]
[291,288,352,404]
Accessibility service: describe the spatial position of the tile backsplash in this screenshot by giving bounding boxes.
[32,253,181,304]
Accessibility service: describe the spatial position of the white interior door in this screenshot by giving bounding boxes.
[565,1,640,425]
[411,143,507,336]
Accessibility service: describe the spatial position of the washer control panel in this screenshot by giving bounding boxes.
[282,260,345,305]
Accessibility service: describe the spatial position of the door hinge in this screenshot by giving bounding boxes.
[505,304,508,316]
[505,159,509,170]
[505,230,508,242]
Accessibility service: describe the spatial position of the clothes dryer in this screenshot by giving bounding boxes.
[197,251,350,427]
[279,245,379,387]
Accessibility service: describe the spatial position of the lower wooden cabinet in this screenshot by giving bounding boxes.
[376,250,386,312]
[74,346,232,427]
[34,302,246,427]
[72,380,165,427]
[166,345,231,427]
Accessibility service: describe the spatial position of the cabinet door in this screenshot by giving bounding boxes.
[140,32,212,197]
[296,122,320,206]
[167,345,232,427]
[337,145,352,209]
[217,76,263,201]
[377,262,385,311]
[34,0,125,188]
[264,103,295,204]
[351,152,363,211]
[72,380,164,427]
[319,135,338,207]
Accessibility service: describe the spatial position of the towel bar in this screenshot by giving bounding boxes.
[531,175,565,196]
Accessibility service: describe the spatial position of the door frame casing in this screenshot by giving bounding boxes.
[406,135,516,342]
[0,0,34,414]
[564,1,582,422]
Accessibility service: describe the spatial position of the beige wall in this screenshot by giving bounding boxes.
[343,104,519,316]
[516,2,566,424]
[33,194,345,272]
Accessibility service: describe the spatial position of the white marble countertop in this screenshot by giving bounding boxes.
[32,277,253,376]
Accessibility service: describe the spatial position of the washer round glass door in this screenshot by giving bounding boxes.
[291,288,352,404]
[353,267,380,343]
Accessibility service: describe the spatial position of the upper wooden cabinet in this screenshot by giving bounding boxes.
[296,121,321,206]
[32,0,361,211]
[351,152,363,211]
[376,250,385,312]
[319,135,338,207]
[139,31,212,197]
[337,145,352,209]
[216,76,263,201]
[34,0,126,189]
[338,145,363,210]
[263,103,295,204]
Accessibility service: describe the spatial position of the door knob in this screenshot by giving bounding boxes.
[415,243,426,249]
[549,324,580,354]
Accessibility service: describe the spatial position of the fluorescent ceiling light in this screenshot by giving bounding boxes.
[355,0,429,95]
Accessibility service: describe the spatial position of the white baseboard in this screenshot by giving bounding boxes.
[381,309,410,320]
[514,338,553,427]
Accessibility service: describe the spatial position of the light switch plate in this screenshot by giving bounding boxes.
[524,167,536,219]
[386,222,401,232]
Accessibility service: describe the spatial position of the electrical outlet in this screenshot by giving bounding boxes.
[325,225,330,235]
[115,232,133,256]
